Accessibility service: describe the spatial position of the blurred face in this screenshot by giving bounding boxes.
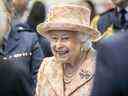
[49,30,81,64]
[12,0,28,12]
[111,0,128,7]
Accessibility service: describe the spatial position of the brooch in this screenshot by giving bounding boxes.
[79,69,92,79]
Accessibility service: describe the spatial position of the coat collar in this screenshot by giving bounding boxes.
[43,50,96,96]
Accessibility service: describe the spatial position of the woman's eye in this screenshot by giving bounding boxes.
[62,37,69,41]
[51,37,58,41]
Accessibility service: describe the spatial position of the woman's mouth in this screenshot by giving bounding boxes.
[56,50,69,56]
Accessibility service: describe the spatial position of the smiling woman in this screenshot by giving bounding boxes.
[49,30,82,64]
[35,4,100,96]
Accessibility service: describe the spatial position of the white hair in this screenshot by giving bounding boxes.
[77,32,92,49]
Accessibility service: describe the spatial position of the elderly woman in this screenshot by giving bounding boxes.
[36,4,100,96]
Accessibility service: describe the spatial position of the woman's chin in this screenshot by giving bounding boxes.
[56,57,70,64]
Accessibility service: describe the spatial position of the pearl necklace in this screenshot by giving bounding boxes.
[63,49,90,84]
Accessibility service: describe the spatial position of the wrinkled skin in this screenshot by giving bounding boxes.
[48,30,82,64]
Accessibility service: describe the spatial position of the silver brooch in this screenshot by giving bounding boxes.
[79,69,92,79]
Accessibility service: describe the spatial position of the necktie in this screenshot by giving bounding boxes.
[120,9,127,26]
[113,9,128,30]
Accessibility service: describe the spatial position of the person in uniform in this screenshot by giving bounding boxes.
[91,0,128,38]
[27,1,53,57]
[0,0,44,91]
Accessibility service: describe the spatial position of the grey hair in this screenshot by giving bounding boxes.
[77,32,92,49]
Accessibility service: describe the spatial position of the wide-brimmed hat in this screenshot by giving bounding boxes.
[37,4,100,39]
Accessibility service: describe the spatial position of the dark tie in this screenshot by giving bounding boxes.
[120,9,127,26]
[113,9,128,30]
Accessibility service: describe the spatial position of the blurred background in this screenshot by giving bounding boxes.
[28,0,114,14]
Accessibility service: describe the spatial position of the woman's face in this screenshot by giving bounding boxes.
[49,30,81,64]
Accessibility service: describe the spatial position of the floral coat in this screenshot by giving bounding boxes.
[36,50,96,96]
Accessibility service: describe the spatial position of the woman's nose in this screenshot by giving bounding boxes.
[55,40,64,49]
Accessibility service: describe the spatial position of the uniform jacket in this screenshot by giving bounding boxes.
[91,15,113,38]
[97,8,115,33]
[0,23,44,88]
[91,7,128,42]
[26,21,53,57]
[37,33,53,57]
[36,50,96,96]
[97,8,128,33]
[91,30,128,96]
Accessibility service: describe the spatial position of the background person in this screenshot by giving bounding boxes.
[95,0,128,34]
[91,29,128,96]
[27,1,53,57]
[1,0,44,91]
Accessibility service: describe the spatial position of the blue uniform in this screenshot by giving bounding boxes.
[26,22,53,57]
[0,23,44,89]
[97,9,115,33]
[97,8,128,33]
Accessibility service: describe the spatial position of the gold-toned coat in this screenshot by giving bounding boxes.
[36,51,96,96]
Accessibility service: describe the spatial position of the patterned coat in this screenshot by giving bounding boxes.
[36,50,96,96]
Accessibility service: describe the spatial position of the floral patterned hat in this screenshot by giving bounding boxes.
[37,4,100,39]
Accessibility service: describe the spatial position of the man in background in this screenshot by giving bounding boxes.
[92,30,128,96]
[94,0,128,34]
[0,0,44,91]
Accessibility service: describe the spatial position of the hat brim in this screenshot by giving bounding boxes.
[37,22,100,39]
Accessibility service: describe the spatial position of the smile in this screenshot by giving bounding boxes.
[56,50,69,56]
